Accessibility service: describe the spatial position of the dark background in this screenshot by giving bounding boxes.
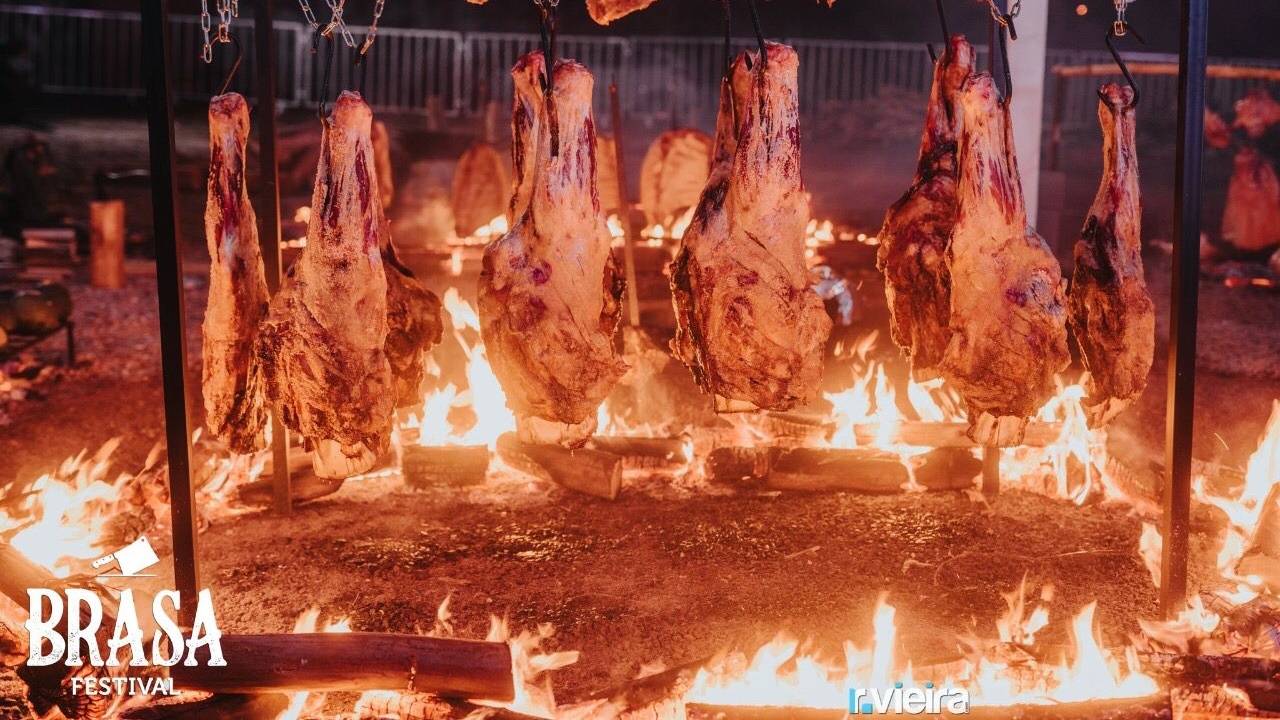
[26,0,1280,58]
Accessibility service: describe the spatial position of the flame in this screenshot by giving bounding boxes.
[413,288,515,449]
[474,616,579,719]
[996,575,1053,646]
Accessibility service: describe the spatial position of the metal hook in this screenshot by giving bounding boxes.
[533,0,560,157]
[1103,21,1145,107]
[216,32,243,96]
[744,0,767,72]
[721,0,733,78]
[990,12,1014,103]
[312,24,338,121]
[926,0,950,62]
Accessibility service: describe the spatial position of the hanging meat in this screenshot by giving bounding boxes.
[506,51,546,225]
[877,35,973,382]
[1222,147,1280,252]
[478,52,626,442]
[939,74,1070,445]
[596,133,623,215]
[639,128,713,227]
[371,119,395,208]
[201,92,270,455]
[670,43,831,411]
[587,0,659,24]
[1069,83,1154,428]
[452,141,510,238]
[257,91,394,478]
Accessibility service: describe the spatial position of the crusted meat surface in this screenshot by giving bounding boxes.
[639,128,713,227]
[1069,83,1154,428]
[201,92,270,454]
[452,141,510,238]
[939,74,1070,445]
[877,35,973,382]
[479,54,626,433]
[257,92,393,475]
[670,43,831,411]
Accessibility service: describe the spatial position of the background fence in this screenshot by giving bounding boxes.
[2,4,1278,132]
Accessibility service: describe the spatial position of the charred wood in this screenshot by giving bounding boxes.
[588,436,688,464]
[852,422,1061,448]
[768,448,910,493]
[496,433,623,500]
[120,693,290,720]
[170,633,513,701]
[563,659,708,720]
[351,691,540,720]
[402,445,491,488]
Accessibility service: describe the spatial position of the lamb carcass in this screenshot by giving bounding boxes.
[202,92,270,455]
[587,0,659,25]
[1069,83,1155,428]
[939,74,1070,444]
[452,141,510,238]
[670,43,831,411]
[478,53,626,442]
[257,91,393,477]
[877,35,974,381]
[1222,147,1280,252]
[639,128,713,227]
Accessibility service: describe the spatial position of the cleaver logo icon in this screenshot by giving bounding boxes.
[90,536,161,577]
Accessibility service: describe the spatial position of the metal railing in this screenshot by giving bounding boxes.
[2,4,1277,131]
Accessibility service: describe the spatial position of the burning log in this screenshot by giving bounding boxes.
[1139,651,1280,685]
[353,690,541,720]
[495,433,623,500]
[686,695,1172,720]
[588,435,688,464]
[705,447,977,493]
[170,633,514,701]
[120,693,290,720]
[402,445,491,488]
[768,448,910,493]
[562,659,708,720]
[852,421,1062,448]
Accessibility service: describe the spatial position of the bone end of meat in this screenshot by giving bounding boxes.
[1069,82,1154,429]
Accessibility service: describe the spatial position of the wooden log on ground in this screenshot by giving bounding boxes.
[1139,651,1280,684]
[687,694,1171,720]
[89,199,125,289]
[120,693,290,720]
[703,447,779,483]
[588,436,688,464]
[235,474,344,507]
[171,633,514,701]
[561,658,709,720]
[853,422,1061,448]
[768,448,909,493]
[913,447,982,490]
[352,690,542,720]
[495,433,623,500]
[402,445,491,488]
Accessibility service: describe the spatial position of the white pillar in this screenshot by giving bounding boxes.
[1009,0,1050,227]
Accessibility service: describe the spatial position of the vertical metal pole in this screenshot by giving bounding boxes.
[981,447,1000,497]
[142,0,199,626]
[1161,0,1208,618]
[256,0,292,516]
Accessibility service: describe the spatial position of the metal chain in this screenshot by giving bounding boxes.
[200,0,237,63]
[358,0,387,57]
[985,0,1020,27]
[1113,0,1130,36]
[297,0,321,29]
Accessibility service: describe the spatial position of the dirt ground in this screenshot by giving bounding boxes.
[1,109,1278,713]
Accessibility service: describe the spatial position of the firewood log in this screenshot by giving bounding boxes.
[559,659,708,720]
[587,436,688,464]
[768,448,910,493]
[170,633,514,701]
[1139,651,1280,684]
[495,433,623,500]
[853,421,1061,448]
[402,445,491,488]
[119,693,290,720]
[352,690,541,720]
[703,447,780,483]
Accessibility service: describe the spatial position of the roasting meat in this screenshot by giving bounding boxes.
[202,93,270,454]
[877,36,973,381]
[1069,83,1155,428]
[1222,147,1280,252]
[587,0,659,25]
[596,133,623,215]
[371,119,395,208]
[479,53,626,438]
[940,74,1070,444]
[639,128,713,227]
[257,91,393,477]
[670,43,832,411]
[452,141,510,238]
[507,52,545,225]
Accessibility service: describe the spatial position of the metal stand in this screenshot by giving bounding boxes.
[255,0,292,516]
[142,0,199,627]
[1160,0,1208,618]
